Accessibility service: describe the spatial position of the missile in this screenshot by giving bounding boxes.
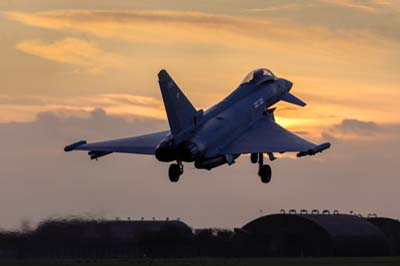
[88,151,112,160]
[297,142,331,157]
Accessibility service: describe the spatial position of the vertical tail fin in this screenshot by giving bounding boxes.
[158,69,197,135]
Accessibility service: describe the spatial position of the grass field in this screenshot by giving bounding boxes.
[0,257,400,266]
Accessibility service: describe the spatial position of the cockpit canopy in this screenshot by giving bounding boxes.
[240,68,276,85]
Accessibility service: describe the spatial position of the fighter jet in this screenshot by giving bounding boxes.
[65,68,330,183]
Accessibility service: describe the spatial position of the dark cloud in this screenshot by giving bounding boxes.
[335,118,379,135]
[0,108,165,156]
[325,118,380,138]
[0,111,399,231]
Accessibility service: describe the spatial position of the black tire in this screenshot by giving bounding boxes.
[169,164,181,182]
[258,165,272,183]
[250,153,258,164]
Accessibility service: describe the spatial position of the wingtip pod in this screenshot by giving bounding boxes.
[297,142,331,157]
[64,140,87,152]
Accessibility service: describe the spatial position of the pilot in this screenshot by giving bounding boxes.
[251,69,264,83]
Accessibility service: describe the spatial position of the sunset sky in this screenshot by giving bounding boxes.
[0,0,399,230]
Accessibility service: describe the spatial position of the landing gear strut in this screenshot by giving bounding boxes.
[168,161,183,182]
[257,153,272,183]
[250,153,258,164]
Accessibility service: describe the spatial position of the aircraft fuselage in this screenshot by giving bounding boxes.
[155,77,292,169]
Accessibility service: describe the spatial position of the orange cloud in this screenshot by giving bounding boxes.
[320,0,380,13]
[0,94,165,123]
[2,9,399,138]
[4,9,392,52]
[16,38,123,73]
[244,3,314,12]
[320,0,400,13]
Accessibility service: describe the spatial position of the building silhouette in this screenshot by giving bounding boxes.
[1,212,400,258]
[239,213,390,257]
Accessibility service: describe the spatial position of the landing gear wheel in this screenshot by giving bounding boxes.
[168,163,183,182]
[258,165,272,183]
[250,153,258,164]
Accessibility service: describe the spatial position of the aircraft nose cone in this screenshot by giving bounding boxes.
[279,78,293,91]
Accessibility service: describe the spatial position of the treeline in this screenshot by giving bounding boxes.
[0,218,258,259]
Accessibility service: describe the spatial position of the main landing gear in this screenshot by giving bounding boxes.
[251,153,272,183]
[168,161,183,182]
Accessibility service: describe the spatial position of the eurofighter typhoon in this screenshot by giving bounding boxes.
[65,68,331,183]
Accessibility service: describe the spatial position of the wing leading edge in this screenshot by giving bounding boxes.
[64,131,170,156]
[221,114,329,155]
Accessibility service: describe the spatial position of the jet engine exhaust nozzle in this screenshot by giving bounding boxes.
[155,140,176,162]
[180,141,205,162]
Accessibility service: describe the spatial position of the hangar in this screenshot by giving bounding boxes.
[241,213,390,257]
[367,217,400,255]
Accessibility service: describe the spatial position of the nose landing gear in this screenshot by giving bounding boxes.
[168,161,183,182]
[256,153,272,183]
